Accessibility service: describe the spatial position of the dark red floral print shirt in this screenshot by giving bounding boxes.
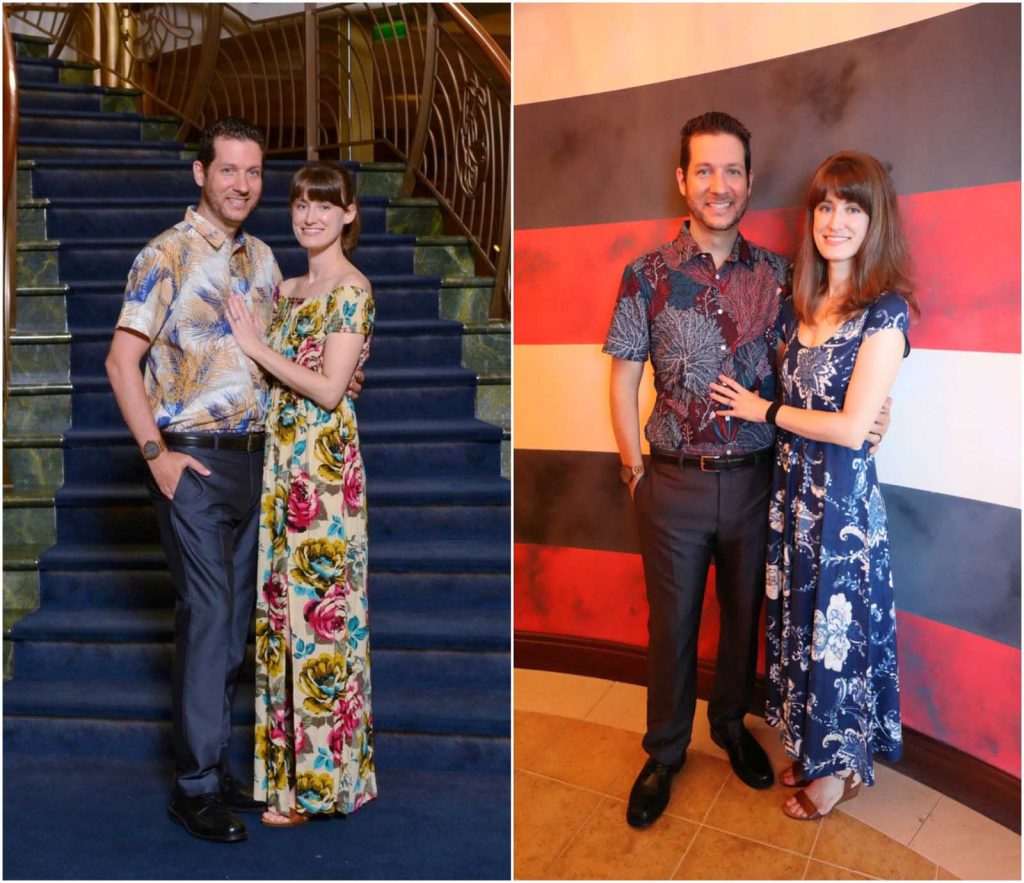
[603,222,790,456]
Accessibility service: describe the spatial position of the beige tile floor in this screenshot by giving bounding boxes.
[514,668,1021,881]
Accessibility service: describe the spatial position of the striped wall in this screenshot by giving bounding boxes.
[513,3,1022,778]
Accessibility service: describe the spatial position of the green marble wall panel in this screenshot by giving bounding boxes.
[440,285,492,324]
[142,120,179,142]
[15,37,49,58]
[3,640,11,681]
[356,169,404,198]
[6,393,72,436]
[16,246,60,287]
[501,439,510,479]
[415,243,475,278]
[387,203,443,236]
[3,506,56,547]
[462,328,510,374]
[102,93,140,114]
[10,341,70,383]
[476,384,510,429]
[17,168,33,197]
[5,446,63,490]
[17,203,45,239]
[59,64,95,86]
[3,572,40,612]
[12,293,67,333]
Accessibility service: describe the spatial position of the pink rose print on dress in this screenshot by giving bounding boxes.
[261,572,288,632]
[342,446,364,514]
[304,584,348,640]
[295,335,324,372]
[286,469,321,532]
[294,721,308,755]
[333,677,366,743]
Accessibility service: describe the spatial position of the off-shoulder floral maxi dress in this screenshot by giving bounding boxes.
[253,283,378,816]
[765,292,909,786]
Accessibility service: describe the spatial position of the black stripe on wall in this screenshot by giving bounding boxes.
[514,448,1022,649]
[514,4,1021,230]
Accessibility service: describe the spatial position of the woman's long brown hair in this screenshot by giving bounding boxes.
[791,151,919,324]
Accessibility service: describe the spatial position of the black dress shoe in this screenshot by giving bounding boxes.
[710,726,774,790]
[626,755,685,829]
[220,771,266,813]
[169,792,247,843]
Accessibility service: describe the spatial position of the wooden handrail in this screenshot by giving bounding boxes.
[3,8,19,488]
[442,3,510,85]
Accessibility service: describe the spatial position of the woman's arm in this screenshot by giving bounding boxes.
[710,328,906,449]
[226,292,364,411]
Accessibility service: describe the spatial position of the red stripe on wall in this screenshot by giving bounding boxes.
[515,543,1021,777]
[514,181,1021,354]
[898,610,1021,778]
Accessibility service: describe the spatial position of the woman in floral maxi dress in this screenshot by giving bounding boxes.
[226,161,377,826]
[710,152,918,821]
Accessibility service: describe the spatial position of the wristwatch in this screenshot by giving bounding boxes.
[141,439,166,461]
[619,463,645,484]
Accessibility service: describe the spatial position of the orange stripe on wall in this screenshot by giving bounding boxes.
[513,182,1021,354]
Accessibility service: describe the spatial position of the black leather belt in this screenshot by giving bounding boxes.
[162,431,266,452]
[651,447,772,473]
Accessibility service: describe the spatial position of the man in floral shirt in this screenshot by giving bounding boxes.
[606,111,787,829]
[106,118,279,844]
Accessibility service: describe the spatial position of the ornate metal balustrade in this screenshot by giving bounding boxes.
[4,2,510,315]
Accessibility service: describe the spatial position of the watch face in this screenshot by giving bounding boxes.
[143,441,162,460]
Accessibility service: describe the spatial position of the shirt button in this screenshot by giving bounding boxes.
[717,308,723,315]
[726,449,732,455]
[720,344,726,351]
[715,273,720,280]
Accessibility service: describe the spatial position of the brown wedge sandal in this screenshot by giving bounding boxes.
[779,761,810,788]
[783,776,861,821]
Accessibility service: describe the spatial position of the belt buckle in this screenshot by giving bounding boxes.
[699,455,719,473]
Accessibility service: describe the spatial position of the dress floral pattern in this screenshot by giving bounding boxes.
[765,292,910,786]
[253,283,377,815]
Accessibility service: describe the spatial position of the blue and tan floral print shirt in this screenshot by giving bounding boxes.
[603,221,790,456]
[116,207,281,433]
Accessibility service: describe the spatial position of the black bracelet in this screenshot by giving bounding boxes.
[765,401,783,425]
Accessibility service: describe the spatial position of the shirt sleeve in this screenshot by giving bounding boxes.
[326,285,375,336]
[115,245,176,340]
[864,291,911,357]
[602,261,650,362]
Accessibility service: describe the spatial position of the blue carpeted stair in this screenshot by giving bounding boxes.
[4,36,509,880]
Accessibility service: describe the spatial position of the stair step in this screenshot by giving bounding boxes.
[3,677,509,736]
[9,606,508,650]
[19,83,141,113]
[30,568,510,612]
[38,539,510,573]
[2,717,509,771]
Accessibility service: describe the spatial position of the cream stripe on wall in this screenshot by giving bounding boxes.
[514,344,1022,510]
[514,2,969,106]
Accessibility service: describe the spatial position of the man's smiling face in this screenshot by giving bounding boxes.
[193,136,264,236]
[676,132,752,237]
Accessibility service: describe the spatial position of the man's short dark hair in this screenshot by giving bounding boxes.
[679,111,752,176]
[196,117,266,171]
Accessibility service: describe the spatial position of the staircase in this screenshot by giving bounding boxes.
[3,33,509,879]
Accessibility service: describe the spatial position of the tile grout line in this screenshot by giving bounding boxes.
[578,679,616,722]
[539,792,612,877]
[666,821,701,880]
[906,791,943,853]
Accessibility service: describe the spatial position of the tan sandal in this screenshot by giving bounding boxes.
[783,777,861,821]
[261,808,309,828]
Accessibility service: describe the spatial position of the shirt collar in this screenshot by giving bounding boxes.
[185,206,248,254]
[673,220,755,268]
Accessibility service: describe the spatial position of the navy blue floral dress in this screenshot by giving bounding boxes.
[765,292,910,786]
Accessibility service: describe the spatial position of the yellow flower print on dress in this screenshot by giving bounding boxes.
[274,389,306,447]
[299,652,348,715]
[290,537,348,595]
[255,619,286,678]
[285,299,325,353]
[296,771,335,814]
[261,484,288,558]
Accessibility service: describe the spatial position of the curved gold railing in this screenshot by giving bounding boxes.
[3,8,19,487]
[6,2,511,317]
